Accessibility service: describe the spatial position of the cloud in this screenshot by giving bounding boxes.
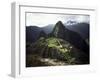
[26,13,89,27]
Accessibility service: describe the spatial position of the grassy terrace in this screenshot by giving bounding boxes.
[46,37,70,53]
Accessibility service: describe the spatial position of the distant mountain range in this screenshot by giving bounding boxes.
[26,21,89,42]
[26,24,54,43]
[65,23,89,40]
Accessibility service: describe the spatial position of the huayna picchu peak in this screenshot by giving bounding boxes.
[51,21,65,38]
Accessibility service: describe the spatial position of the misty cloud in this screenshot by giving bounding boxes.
[26,13,89,27]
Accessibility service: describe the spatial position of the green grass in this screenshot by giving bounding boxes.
[37,37,70,53]
[44,37,71,56]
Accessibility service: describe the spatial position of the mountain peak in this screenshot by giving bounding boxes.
[55,21,64,27]
[57,21,62,23]
[51,21,65,38]
[66,20,77,25]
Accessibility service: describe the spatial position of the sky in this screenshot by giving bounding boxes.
[26,13,90,27]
